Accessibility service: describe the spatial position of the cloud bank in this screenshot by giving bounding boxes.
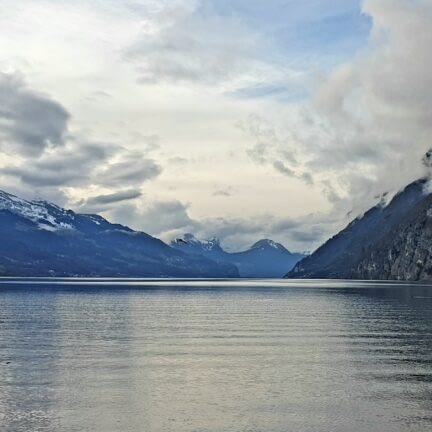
[0,0,430,253]
[131,0,432,251]
[242,0,432,224]
[0,72,162,208]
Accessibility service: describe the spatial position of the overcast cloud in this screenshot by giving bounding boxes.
[0,0,430,252]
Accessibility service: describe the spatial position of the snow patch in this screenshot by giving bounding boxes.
[0,190,74,231]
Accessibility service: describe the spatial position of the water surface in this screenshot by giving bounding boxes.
[0,279,431,432]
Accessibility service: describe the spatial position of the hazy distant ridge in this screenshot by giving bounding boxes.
[172,234,305,278]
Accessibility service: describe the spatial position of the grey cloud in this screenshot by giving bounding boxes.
[98,156,162,187]
[3,144,110,187]
[2,136,162,213]
[213,189,231,197]
[84,189,142,206]
[0,72,70,156]
[105,196,333,253]
[91,90,112,99]
[212,185,234,197]
[4,147,162,195]
[193,213,333,253]
[241,114,315,185]
[273,161,295,177]
[246,143,267,165]
[242,114,290,164]
[106,200,278,251]
[269,214,335,244]
[169,156,189,165]
[228,83,308,102]
[289,229,326,244]
[140,200,197,235]
[4,167,79,187]
[0,72,164,217]
[99,200,196,241]
[201,217,262,238]
[300,172,314,185]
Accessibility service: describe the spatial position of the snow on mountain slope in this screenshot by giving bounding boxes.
[172,233,225,256]
[0,190,76,231]
[250,239,289,252]
[0,190,239,278]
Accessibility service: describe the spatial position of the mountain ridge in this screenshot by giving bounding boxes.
[353,193,432,280]
[0,190,239,278]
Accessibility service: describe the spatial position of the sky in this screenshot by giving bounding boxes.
[0,0,431,252]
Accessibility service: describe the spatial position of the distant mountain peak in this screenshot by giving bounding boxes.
[171,233,304,277]
[173,233,222,252]
[250,239,288,252]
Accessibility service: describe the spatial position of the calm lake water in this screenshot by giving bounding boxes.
[0,279,431,432]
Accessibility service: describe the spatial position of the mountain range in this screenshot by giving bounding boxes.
[0,190,301,278]
[3,177,431,281]
[286,178,432,281]
[0,190,238,277]
[171,234,305,277]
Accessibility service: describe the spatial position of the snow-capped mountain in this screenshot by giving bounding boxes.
[171,234,305,278]
[249,239,287,252]
[0,190,239,277]
[171,233,226,259]
[0,190,76,231]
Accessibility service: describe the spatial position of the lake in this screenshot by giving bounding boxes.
[0,278,431,432]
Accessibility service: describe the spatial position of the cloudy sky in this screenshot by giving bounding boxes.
[0,0,431,252]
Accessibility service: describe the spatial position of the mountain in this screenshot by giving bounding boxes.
[285,179,430,280]
[171,233,226,259]
[353,193,432,280]
[0,190,239,277]
[171,235,305,277]
[229,239,306,278]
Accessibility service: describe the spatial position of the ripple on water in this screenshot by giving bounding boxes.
[0,279,431,432]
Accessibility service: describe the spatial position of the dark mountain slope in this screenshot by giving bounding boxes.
[353,193,432,280]
[0,190,238,277]
[286,179,428,279]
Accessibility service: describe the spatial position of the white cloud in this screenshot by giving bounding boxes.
[0,0,431,252]
[241,0,432,225]
[125,1,301,94]
[105,197,337,253]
